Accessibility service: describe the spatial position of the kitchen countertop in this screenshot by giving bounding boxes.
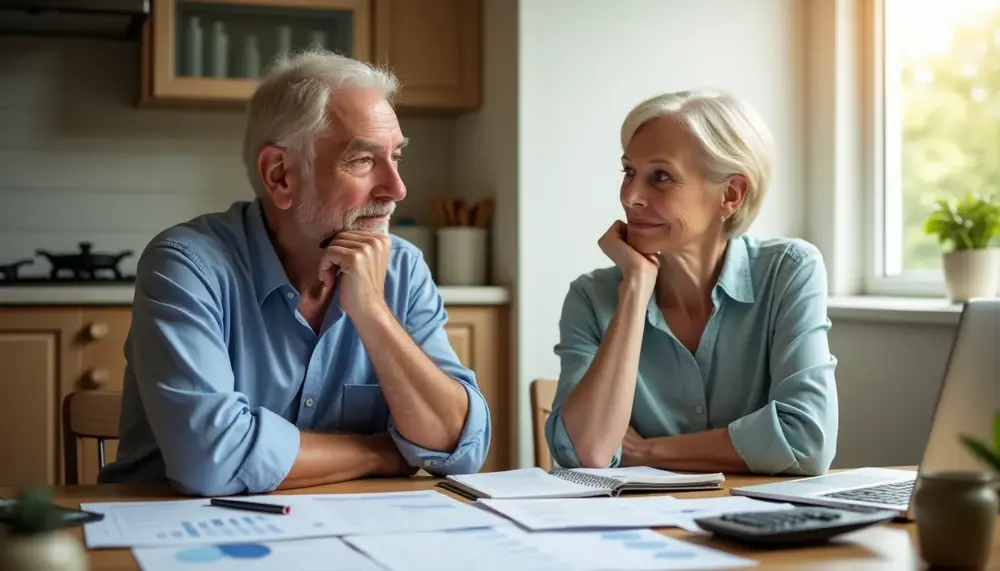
[0,284,511,306]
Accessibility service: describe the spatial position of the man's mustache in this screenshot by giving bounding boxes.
[318,202,395,249]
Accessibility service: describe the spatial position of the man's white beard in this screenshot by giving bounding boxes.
[343,200,396,234]
[295,180,395,241]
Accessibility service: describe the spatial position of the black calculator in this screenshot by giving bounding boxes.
[694,505,898,548]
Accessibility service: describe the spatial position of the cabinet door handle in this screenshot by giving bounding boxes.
[83,368,109,388]
[86,322,109,340]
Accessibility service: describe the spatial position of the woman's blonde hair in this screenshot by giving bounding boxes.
[620,89,774,237]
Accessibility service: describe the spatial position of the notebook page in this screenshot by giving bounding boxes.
[445,468,608,499]
[569,466,724,484]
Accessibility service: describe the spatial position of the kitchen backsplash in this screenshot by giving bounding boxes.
[0,37,456,278]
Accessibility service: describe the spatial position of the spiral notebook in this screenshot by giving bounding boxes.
[438,467,725,500]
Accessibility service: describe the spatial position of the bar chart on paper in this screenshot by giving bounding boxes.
[80,498,333,549]
[160,514,283,540]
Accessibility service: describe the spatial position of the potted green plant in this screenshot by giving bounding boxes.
[923,192,1000,302]
[0,487,86,571]
[960,410,1000,479]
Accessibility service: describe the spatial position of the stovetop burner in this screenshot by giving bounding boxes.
[0,242,136,285]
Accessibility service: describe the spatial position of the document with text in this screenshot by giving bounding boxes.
[82,490,510,548]
[476,495,795,531]
[344,526,756,571]
[132,537,383,571]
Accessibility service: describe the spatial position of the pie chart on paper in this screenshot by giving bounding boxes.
[175,543,272,563]
[132,537,386,571]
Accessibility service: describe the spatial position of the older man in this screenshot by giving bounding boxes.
[98,51,491,496]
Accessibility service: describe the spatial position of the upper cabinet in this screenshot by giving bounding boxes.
[373,0,481,114]
[140,0,482,114]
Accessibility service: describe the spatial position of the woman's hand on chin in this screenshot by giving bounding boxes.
[599,220,659,293]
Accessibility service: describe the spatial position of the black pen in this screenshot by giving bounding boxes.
[209,498,291,515]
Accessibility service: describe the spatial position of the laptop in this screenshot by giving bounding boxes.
[731,298,999,520]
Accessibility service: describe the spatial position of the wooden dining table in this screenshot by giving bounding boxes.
[3,468,998,571]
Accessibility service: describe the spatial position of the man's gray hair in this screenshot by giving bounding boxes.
[242,49,400,199]
[620,89,774,237]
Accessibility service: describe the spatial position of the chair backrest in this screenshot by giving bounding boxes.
[62,390,121,485]
[529,378,558,471]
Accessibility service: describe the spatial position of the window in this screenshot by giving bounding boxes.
[867,0,1000,295]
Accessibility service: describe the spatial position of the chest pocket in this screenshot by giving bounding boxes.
[342,384,391,434]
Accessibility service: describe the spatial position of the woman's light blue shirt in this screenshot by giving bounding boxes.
[545,235,839,476]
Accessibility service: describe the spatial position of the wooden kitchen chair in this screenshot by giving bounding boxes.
[530,378,558,471]
[62,390,121,485]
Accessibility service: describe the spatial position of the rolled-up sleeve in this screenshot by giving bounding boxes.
[728,247,839,476]
[545,279,622,469]
[130,242,300,496]
[390,250,490,475]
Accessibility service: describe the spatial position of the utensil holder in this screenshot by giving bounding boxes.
[436,227,487,286]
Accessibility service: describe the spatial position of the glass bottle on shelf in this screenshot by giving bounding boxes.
[184,16,203,77]
[309,30,327,50]
[276,25,292,60]
[210,21,228,78]
[243,34,261,78]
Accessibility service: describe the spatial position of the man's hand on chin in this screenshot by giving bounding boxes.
[318,231,392,319]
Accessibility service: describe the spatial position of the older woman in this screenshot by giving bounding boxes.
[545,90,838,476]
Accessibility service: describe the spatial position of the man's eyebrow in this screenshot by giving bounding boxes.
[346,138,381,153]
[345,137,409,154]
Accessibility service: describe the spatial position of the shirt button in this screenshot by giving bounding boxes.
[286,291,294,300]
[423,460,433,467]
[305,397,314,407]
[694,406,703,414]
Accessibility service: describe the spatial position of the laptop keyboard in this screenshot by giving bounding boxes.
[821,480,914,505]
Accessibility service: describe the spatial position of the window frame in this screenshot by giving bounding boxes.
[862,0,951,298]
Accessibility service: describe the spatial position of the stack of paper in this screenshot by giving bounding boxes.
[81,491,509,549]
[476,495,796,532]
[78,482,794,570]
[345,527,755,571]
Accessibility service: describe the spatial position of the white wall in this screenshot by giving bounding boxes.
[0,37,454,277]
[455,0,521,465]
[514,0,806,467]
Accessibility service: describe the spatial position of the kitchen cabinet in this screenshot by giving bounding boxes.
[0,303,510,487]
[139,0,482,114]
[0,307,124,488]
[373,0,481,113]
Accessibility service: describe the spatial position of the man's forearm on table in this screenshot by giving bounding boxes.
[350,302,469,452]
[277,432,400,490]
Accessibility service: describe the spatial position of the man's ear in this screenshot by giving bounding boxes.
[721,174,749,219]
[258,145,296,210]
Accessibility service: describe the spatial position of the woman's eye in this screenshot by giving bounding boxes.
[353,157,374,165]
[621,166,635,177]
[653,170,673,182]
[392,154,403,163]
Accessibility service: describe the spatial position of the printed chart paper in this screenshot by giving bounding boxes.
[81,497,333,549]
[306,490,512,535]
[344,526,756,571]
[476,495,795,531]
[132,537,383,571]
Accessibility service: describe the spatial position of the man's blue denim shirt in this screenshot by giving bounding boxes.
[99,199,491,496]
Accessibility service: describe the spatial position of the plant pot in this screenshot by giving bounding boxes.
[943,248,999,302]
[914,470,999,568]
[0,531,87,571]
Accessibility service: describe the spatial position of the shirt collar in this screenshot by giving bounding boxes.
[715,236,755,304]
[245,199,292,305]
